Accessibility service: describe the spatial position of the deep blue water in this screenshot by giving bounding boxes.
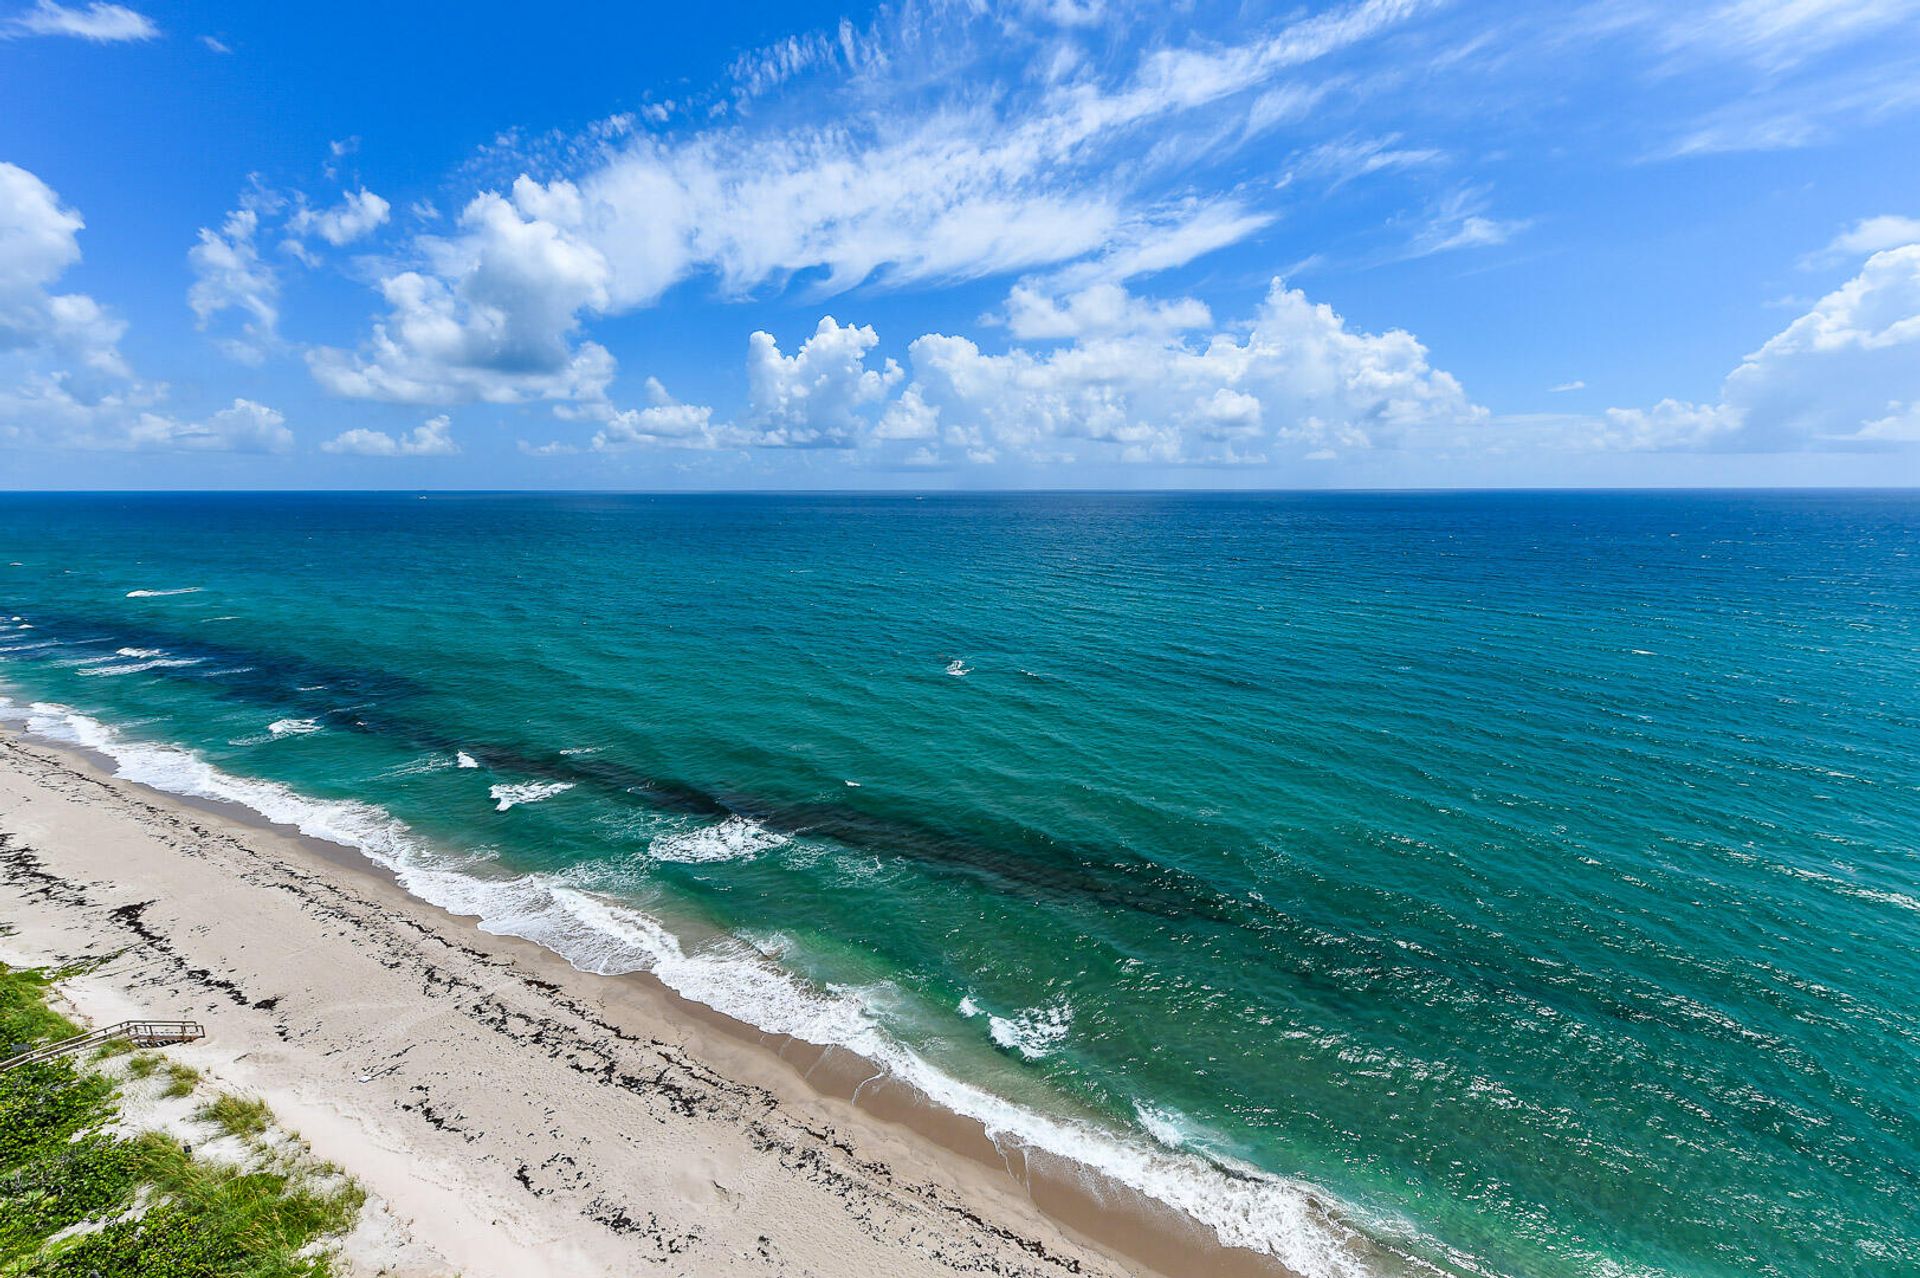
[2,491,1916,1278]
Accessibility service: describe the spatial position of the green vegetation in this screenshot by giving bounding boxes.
[0,963,364,1277]
[161,1061,201,1099]
[196,1094,272,1140]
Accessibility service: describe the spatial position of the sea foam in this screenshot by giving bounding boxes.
[649,815,787,864]
[987,998,1073,1060]
[0,695,1416,1278]
[490,781,574,812]
[125,587,203,598]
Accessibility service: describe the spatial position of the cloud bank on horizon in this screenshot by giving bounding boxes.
[2,0,1919,486]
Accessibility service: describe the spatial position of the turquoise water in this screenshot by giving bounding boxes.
[1,491,1916,1278]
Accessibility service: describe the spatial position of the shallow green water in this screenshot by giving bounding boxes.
[2,492,1915,1278]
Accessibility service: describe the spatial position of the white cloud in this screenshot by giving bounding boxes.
[886,278,1483,466]
[1014,0,1109,28]
[1286,133,1445,188]
[307,177,616,404]
[322,413,459,456]
[742,316,902,446]
[128,398,293,453]
[1597,398,1743,449]
[1,163,296,455]
[1549,380,1586,393]
[188,206,278,363]
[1,161,83,305]
[875,384,940,441]
[1601,244,1920,449]
[1807,213,1920,265]
[1649,0,1920,71]
[1858,400,1920,441]
[316,0,1419,410]
[1003,282,1210,340]
[289,189,392,247]
[1405,187,1530,258]
[0,161,129,381]
[590,379,719,451]
[5,0,156,41]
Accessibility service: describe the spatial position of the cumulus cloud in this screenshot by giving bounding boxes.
[1,161,130,382]
[1601,242,1920,449]
[321,413,459,456]
[1,163,295,454]
[4,0,156,41]
[127,398,293,453]
[588,379,719,451]
[742,316,902,446]
[289,188,392,247]
[885,278,1484,466]
[307,177,615,404]
[188,205,278,363]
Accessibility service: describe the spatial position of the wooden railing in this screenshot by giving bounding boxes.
[1,1020,205,1071]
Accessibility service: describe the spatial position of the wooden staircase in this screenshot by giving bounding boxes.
[1,1020,206,1072]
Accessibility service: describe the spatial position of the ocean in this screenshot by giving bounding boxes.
[1,490,1914,1278]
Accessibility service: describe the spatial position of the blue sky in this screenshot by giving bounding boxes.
[3,0,1919,489]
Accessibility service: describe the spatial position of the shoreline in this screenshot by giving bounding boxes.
[0,723,1308,1278]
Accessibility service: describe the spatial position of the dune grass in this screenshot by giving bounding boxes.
[0,963,364,1277]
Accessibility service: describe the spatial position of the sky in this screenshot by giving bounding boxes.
[2,0,1919,490]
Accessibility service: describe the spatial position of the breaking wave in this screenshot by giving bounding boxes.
[0,695,1439,1278]
[489,780,575,812]
[649,814,788,864]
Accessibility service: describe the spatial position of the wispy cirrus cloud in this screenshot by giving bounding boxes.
[4,0,155,41]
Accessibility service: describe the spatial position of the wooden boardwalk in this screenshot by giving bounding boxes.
[1,1019,205,1071]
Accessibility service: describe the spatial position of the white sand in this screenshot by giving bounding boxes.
[0,729,1273,1278]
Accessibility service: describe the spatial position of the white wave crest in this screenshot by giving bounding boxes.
[0,640,60,653]
[490,781,574,812]
[456,751,479,769]
[125,587,202,598]
[1132,1100,1191,1150]
[946,658,970,677]
[268,717,322,738]
[650,815,788,864]
[77,657,202,678]
[988,998,1073,1060]
[0,695,1430,1278]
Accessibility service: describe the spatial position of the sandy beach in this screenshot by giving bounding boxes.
[0,726,1293,1278]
